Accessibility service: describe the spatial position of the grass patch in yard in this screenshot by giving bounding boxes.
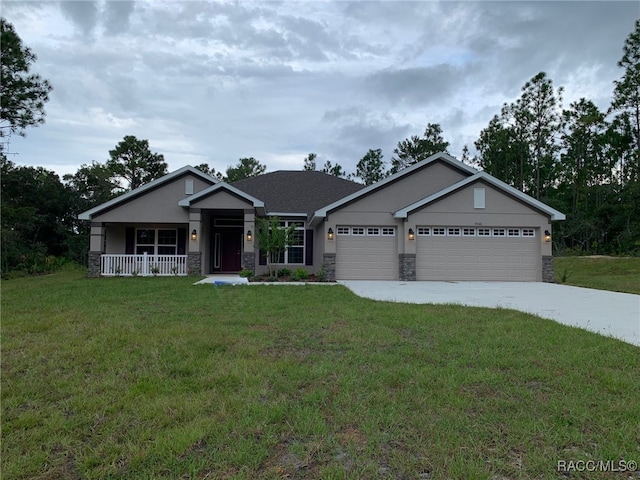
[2,268,639,479]
[555,256,640,294]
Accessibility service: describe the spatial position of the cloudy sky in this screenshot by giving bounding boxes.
[2,1,638,179]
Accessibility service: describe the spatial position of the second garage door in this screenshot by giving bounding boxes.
[336,226,398,280]
[416,226,539,281]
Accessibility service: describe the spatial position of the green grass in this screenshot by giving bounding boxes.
[555,256,640,294]
[2,268,639,479]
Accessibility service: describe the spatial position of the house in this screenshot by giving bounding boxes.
[78,152,565,282]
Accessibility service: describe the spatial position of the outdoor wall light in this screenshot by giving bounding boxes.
[327,228,334,240]
[191,229,197,241]
[246,230,253,241]
[408,228,415,240]
[544,230,551,243]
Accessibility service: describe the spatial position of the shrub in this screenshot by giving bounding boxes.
[293,268,309,280]
[278,268,292,277]
[238,269,254,278]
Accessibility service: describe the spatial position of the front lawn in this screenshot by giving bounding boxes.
[555,256,640,294]
[2,269,639,479]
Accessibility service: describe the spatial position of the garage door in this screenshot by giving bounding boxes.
[336,226,398,280]
[416,226,539,281]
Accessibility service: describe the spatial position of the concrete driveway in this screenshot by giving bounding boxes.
[339,281,640,347]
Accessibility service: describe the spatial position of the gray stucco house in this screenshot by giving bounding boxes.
[79,152,565,281]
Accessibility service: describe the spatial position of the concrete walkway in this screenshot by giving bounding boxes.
[340,281,640,347]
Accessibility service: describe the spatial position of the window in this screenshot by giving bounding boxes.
[352,227,365,236]
[508,228,520,237]
[367,227,380,236]
[448,227,461,236]
[492,228,506,237]
[337,227,350,235]
[522,228,535,237]
[463,227,475,236]
[381,227,395,236]
[276,221,305,264]
[136,229,177,255]
[477,228,491,237]
[417,227,430,236]
[432,227,446,236]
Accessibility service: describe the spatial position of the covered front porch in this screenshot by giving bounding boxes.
[100,253,188,276]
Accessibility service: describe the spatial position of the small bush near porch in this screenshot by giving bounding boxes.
[2,269,639,479]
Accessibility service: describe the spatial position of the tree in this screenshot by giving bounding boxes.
[1,157,75,273]
[303,153,317,171]
[390,123,449,174]
[611,19,640,181]
[0,18,53,137]
[321,160,347,178]
[255,216,296,278]
[106,135,168,190]
[63,161,122,210]
[194,163,223,180]
[225,157,266,183]
[515,72,564,199]
[475,72,562,198]
[356,148,387,185]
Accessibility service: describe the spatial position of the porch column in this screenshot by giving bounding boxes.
[88,222,105,277]
[188,210,202,275]
[243,211,255,273]
[399,220,416,281]
[542,223,554,283]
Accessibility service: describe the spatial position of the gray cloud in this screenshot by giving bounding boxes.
[2,1,636,178]
[103,1,135,35]
[59,0,99,36]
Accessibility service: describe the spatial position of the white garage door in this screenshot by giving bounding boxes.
[336,226,398,280]
[416,226,539,281]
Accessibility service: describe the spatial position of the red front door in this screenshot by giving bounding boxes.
[212,228,242,272]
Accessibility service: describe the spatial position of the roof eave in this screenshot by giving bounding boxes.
[78,166,218,220]
[312,152,476,221]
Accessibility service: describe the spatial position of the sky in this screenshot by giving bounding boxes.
[2,0,638,179]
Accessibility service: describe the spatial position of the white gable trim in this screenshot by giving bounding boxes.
[393,172,566,221]
[78,166,218,220]
[309,152,476,226]
[178,182,265,212]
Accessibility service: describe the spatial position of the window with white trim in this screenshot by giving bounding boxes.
[367,227,380,236]
[448,227,461,236]
[493,228,506,237]
[477,228,491,237]
[432,227,446,236]
[417,227,430,236]
[352,227,365,236]
[276,221,305,264]
[508,228,521,237]
[136,228,177,255]
[337,227,350,235]
[463,227,475,236]
[381,227,396,236]
[522,228,535,237]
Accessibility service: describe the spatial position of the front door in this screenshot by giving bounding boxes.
[212,227,242,272]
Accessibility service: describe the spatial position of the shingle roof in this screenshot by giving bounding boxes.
[231,171,365,216]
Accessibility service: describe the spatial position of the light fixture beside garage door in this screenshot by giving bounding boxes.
[408,228,415,240]
[544,230,552,242]
[327,228,334,240]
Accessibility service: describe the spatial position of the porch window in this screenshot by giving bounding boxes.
[135,228,177,255]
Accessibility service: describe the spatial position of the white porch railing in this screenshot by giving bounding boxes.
[101,254,188,276]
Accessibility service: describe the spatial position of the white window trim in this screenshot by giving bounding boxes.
[417,227,430,236]
[136,228,178,255]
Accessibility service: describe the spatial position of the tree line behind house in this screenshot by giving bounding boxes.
[1,18,638,275]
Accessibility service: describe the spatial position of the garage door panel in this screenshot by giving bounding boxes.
[336,231,398,280]
[417,228,539,281]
